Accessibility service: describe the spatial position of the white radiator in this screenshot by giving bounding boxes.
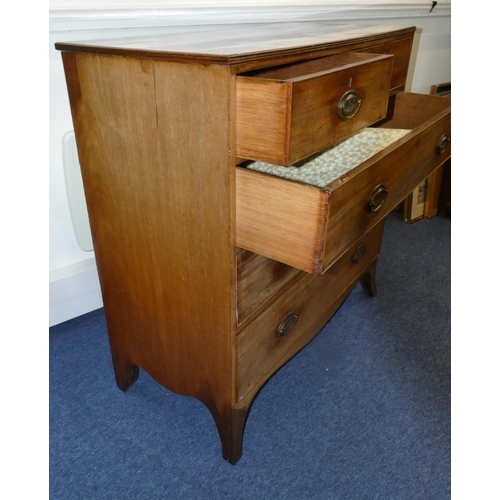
[62,131,94,252]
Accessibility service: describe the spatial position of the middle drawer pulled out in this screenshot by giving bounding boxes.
[236,92,451,275]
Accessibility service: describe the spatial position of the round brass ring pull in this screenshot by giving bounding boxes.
[338,90,362,120]
[277,313,299,337]
[366,184,388,213]
[436,134,450,155]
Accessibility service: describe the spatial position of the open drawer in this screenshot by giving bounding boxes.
[235,92,451,274]
[236,52,394,166]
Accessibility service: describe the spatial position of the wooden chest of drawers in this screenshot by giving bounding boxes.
[55,22,451,464]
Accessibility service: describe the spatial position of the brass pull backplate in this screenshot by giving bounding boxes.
[436,134,450,155]
[277,313,299,337]
[338,90,362,120]
[352,245,366,264]
[366,184,388,213]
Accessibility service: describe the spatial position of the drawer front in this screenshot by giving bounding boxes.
[236,92,451,274]
[356,37,413,92]
[236,52,393,166]
[236,219,385,402]
[237,248,303,326]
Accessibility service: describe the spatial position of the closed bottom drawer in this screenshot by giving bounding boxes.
[236,92,451,274]
[236,218,385,402]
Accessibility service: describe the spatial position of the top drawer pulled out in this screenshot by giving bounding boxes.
[236,52,394,166]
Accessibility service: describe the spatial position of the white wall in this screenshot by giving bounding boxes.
[49,0,448,7]
[49,2,451,326]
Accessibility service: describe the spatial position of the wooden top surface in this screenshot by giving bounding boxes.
[55,22,415,65]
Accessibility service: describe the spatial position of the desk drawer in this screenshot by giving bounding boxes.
[236,52,393,166]
[236,92,451,274]
[236,219,385,402]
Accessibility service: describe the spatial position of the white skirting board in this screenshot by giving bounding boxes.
[49,259,103,327]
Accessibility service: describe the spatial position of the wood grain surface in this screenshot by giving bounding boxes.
[61,51,237,420]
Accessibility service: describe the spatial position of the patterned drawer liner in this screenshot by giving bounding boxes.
[247,128,411,188]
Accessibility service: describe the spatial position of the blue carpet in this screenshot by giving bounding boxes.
[50,212,450,499]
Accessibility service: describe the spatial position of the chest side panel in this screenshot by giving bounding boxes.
[62,52,237,404]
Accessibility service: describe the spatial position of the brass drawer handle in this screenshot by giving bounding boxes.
[338,90,362,120]
[277,313,299,337]
[436,134,450,155]
[352,245,366,264]
[366,184,388,213]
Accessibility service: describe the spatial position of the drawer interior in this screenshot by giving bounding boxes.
[376,91,452,129]
[245,127,411,188]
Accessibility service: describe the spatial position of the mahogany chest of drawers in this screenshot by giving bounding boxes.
[56,22,451,464]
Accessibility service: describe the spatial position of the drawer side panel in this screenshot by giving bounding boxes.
[236,78,291,165]
[236,167,329,274]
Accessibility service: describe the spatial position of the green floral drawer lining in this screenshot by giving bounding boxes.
[247,128,411,188]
